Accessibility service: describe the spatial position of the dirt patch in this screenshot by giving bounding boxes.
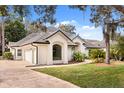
[112,61,124,65]
[95,63,115,67]
[95,61,124,67]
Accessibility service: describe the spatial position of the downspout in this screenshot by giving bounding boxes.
[31,43,38,64]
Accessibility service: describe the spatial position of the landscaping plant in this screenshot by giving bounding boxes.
[73,51,85,62]
[3,52,13,60]
[89,49,105,63]
[110,36,124,61]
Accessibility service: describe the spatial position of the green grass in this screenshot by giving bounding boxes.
[33,63,124,88]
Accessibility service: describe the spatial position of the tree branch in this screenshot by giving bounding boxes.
[112,5,124,14]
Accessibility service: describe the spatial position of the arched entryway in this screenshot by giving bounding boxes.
[53,44,62,60]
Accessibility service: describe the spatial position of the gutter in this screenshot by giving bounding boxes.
[31,43,38,64]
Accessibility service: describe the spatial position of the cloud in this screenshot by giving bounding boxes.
[55,20,77,27]
[82,33,91,37]
[82,26,95,30]
[55,20,103,40]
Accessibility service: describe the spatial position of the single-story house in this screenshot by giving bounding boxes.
[9,28,105,65]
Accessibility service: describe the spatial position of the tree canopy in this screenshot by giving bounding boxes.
[59,24,75,32]
[116,36,124,58]
[5,20,27,42]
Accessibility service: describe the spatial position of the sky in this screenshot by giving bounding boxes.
[31,5,104,40]
[54,5,103,40]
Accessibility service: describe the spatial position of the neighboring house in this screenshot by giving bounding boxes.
[9,28,105,65]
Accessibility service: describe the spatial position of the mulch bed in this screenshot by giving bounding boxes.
[95,63,114,67]
[68,61,82,64]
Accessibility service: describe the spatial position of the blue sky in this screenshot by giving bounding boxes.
[31,5,103,40]
[55,5,103,40]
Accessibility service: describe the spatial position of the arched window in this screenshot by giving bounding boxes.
[53,44,62,60]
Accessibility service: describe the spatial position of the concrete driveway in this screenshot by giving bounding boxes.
[0,60,78,88]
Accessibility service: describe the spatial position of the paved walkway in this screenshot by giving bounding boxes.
[0,60,79,88]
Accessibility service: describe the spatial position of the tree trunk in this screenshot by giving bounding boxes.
[105,24,110,64]
[105,36,110,64]
[1,17,5,55]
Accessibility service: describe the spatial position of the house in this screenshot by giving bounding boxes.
[9,28,105,65]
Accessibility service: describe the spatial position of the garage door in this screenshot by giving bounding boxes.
[25,50,33,63]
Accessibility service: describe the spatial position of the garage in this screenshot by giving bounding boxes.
[24,49,33,64]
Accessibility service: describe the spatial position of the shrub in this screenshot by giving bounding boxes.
[109,36,124,61]
[110,45,118,60]
[89,49,105,63]
[110,45,124,61]
[73,51,85,62]
[89,49,105,59]
[3,52,13,60]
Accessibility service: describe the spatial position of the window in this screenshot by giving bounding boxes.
[17,49,22,56]
[53,44,62,60]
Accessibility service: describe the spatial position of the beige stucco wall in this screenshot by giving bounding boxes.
[10,44,37,64]
[73,37,89,56]
[38,44,48,65]
[10,47,22,60]
[33,49,36,64]
[73,37,84,51]
[22,44,36,64]
[47,32,69,65]
[68,46,75,61]
[10,48,15,58]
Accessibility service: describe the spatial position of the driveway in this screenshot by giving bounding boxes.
[0,60,78,88]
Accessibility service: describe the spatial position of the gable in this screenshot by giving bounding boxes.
[45,30,72,41]
[73,36,85,44]
[46,30,73,42]
[47,31,74,45]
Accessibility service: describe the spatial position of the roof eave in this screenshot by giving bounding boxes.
[33,41,50,44]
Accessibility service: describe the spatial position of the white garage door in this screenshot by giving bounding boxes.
[25,50,33,63]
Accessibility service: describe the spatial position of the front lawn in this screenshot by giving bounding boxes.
[34,62,124,88]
